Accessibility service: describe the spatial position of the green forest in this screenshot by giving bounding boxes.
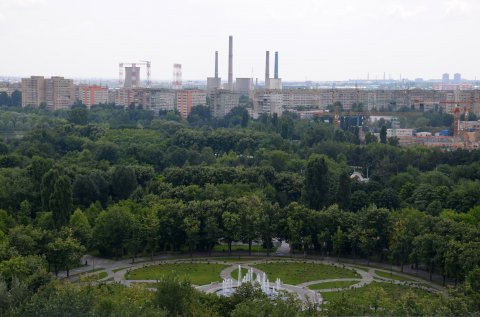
[1,103,480,316]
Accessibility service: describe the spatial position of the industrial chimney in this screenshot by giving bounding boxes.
[228,36,233,90]
[265,51,270,89]
[215,51,219,79]
[274,51,279,79]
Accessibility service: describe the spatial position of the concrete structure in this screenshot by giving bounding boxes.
[21,76,45,107]
[228,36,233,91]
[453,73,462,84]
[77,85,109,107]
[234,78,253,95]
[387,128,414,137]
[150,89,176,112]
[265,51,270,89]
[274,51,279,79]
[253,91,283,117]
[45,77,75,110]
[211,90,241,118]
[124,67,141,88]
[173,64,182,90]
[252,88,480,117]
[207,51,221,94]
[21,76,74,109]
[176,89,207,118]
[442,73,449,84]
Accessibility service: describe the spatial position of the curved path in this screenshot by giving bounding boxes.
[67,256,445,305]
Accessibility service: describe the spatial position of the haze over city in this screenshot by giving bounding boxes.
[1,0,480,80]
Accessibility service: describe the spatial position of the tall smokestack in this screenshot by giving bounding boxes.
[215,51,218,78]
[274,51,279,79]
[265,51,270,89]
[228,36,233,90]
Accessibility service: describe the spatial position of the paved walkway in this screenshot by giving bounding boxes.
[62,253,446,305]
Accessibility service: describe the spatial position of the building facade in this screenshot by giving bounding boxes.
[77,85,109,107]
[21,76,74,109]
[175,89,207,118]
[211,90,240,118]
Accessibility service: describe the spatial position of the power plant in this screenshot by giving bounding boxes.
[119,61,151,88]
[228,35,233,91]
[264,50,282,89]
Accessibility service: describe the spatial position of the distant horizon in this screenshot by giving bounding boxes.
[1,0,479,81]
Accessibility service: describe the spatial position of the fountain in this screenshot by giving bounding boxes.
[218,265,282,297]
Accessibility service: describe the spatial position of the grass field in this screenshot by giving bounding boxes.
[112,267,130,273]
[254,262,359,285]
[374,270,416,282]
[213,244,276,252]
[321,282,436,303]
[308,280,359,290]
[125,263,226,285]
[231,267,257,280]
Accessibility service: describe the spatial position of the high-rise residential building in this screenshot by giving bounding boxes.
[21,76,46,107]
[442,73,450,84]
[21,76,74,109]
[176,89,207,118]
[453,73,462,84]
[45,76,75,110]
[150,89,176,112]
[211,90,241,118]
[78,85,109,108]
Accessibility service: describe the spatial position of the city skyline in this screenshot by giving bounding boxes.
[1,0,480,81]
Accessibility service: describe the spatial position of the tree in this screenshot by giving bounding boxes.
[336,171,351,210]
[110,166,138,201]
[204,216,220,256]
[69,209,92,247]
[10,90,21,107]
[238,196,261,255]
[332,226,345,262]
[359,229,377,265]
[304,155,329,210]
[46,228,85,277]
[183,215,200,257]
[154,274,194,316]
[68,105,89,125]
[380,126,387,144]
[365,132,377,144]
[222,211,240,256]
[50,175,73,228]
[92,205,135,257]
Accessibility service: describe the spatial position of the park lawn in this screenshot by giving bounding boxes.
[374,270,416,282]
[321,282,437,303]
[125,263,226,285]
[231,267,257,280]
[254,262,359,285]
[213,244,276,252]
[131,282,160,288]
[308,280,359,290]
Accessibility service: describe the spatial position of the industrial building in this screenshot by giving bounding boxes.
[235,78,253,95]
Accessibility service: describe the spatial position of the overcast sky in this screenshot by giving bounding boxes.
[1,0,479,81]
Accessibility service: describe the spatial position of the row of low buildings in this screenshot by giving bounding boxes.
[20,76,242,119]
[18,76,480,120]
[252,89,480,117]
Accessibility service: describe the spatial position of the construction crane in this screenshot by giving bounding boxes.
[118,61,152,88]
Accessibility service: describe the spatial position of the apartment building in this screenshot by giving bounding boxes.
[21,76,46,107]
[253,89,480,117]
[210,90,241,118]
[77,85,109,108]
[21,76,74,110]
[176,90,206,118]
